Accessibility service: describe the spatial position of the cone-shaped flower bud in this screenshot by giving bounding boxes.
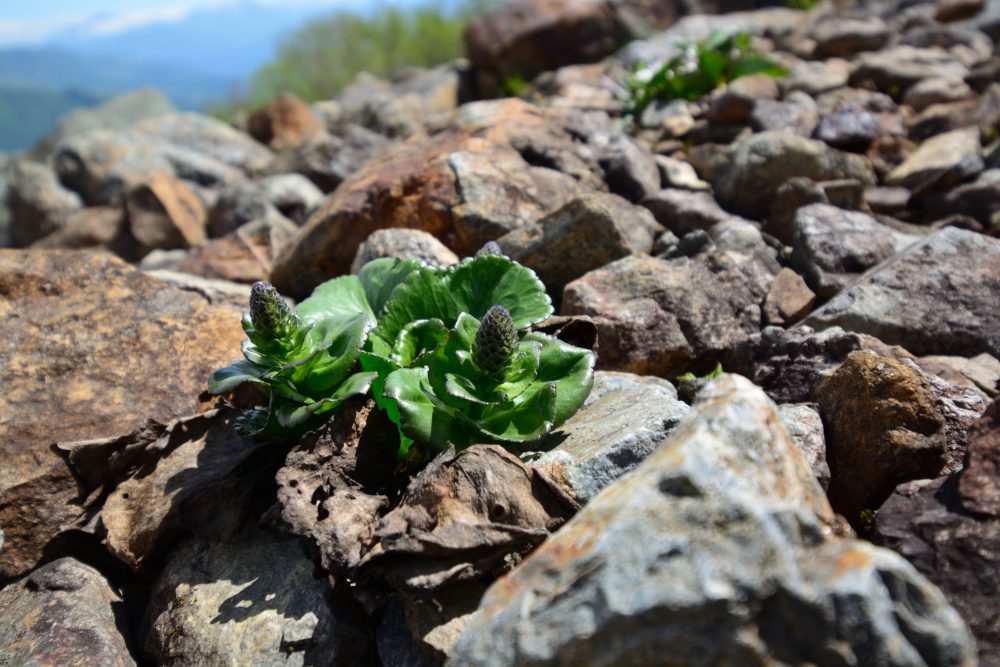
[472,305,517,375]
[475,241,503,258]
[249,281,296,339]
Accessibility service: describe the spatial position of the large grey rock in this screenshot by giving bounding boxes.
[811,16,890,58]
[699,130,876,220]
[777,402,830,490]
[804,227,1000,358]
[7,159,82,246]
[448,375,977,667]
[886,126,983,191]
[534,371,689,503]
[641,189,741,236]
[142,528,372,666]
[350,228,459,273]
[791,203,918,299]
[498,193,663,302]
[0,558,136,666]
[273,125,395,193]
[850,46,969,92]
[132,112,273,175]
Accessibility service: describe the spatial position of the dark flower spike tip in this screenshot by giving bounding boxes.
[249,281,297,340]
[475,241,503,258]
[473,305,517,375]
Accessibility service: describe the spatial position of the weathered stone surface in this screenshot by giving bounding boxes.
[705,73,779,125]
[0,250,244,580]
[376,598,437,667]
[903,76,974,111]
[7,159,83,247]
[763,267,815,327]
[850,45,969,92]
[534,371,689,503]
[814,91,903,151]
[142,527,372,666]
[0,558,136,667]
[206,180,291,238]
[498,193,663,301]
[749,96,819,137]
[812,16,890,58]
[449,375,976,667]
[923,352,1000,398]
[403,582,487,661]
[271,100,634,298]
[782,58,850,97]
[764,176,829,246]
[875,465,1000,664]
[132,112,273,175]
[351,228,459,273]
[960,398,1000,515]
[274,125,396,193]
[924,168,1000,227]
[653,155,708,191]
[175,215,298,284]
[817,350,947,522]
[465,0,678,95]
[699,130,875,220]
[778,402,830,490]
[562,232,777,376]
[791,203,917,299]
[125,172,207,251]
[257,173,323,225]
[886,126,983,191]
[30,206,129,254]
[641,189,739,236]
[804,227,1000,358]
[247,93,325,150]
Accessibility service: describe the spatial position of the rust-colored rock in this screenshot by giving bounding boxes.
[126,172,207,250]
[247,93,325,150]
[960,399,1000,516]
[816,350,947,523]
[175,216,298,284]
[0,249,244,580]
[763,267,816,326]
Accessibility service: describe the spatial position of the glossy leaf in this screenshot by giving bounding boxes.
[208,359,266,394]
[273,371,378,428]
[358,257,423,317]
[523,331,596,426]
[296,274,376,327]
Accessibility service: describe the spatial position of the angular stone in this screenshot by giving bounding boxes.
[257,173,323,225]
[903,77,974,111]
[791,203,917,299]
[142,527,372,666]
[922,352,1000,398]
[705,74,780,125]
[817,350,947,521]
[499,193,663,301]
[814,91,903,151]
[0,558,135,667]
[653,155,709,191]
[175,215,298,284]
[7,159,82,247]
[702,130,875,220]
[749,97,819,137]
[275,125,396,193]
[641,189,739,236]
[132,112,273,175]
[125,172,207,251]
[534,371,689,503]
[924,168,1000,227]
[247,93,325,150]
[960,399,1000,516]
[449,375,976,667]
[763,267,815,326]
[782,58,850,97]
[850,45,969,92]
[887,126,983,191]
[351,228,459,274]
[30,206,129,254]
[812,16,890,58]
[777,402,830,490]
[803,227,1000,358]
[0,250,244,580]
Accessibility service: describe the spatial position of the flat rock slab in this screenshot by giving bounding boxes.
[803,227,1000,358]
[0,558,136,667]
[449,375,976,666]
[0,249,245,580]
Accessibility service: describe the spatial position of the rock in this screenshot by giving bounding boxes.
[563,109,660,202]
[31,87,175,159]
[30,206,130,255]
[0,250,244,580]
[132,112,273,175]
[749,96,819,137]
[351,228,459,273]
[464,0,678,95]
[641,189,741,236]
[705,74,780,125]
[850,45,969,93]
[903,76,974,111]
[922,352,1000,397]
[782,58,850,97]
[449,375,976,667]
[865,185,912,215]
[924,168,1000,227]
[402,583,487,661]
[177,215,298,284]
[936,0,986,21]
[875,470,1000,663]
[803,227,1000,358]
[702,130,875,220]
[125,172,207,251]
[139,269,253,309]
[817,350,947,521]
[763,267,815,326]
[814,91,903,151]
[247,93,325,150]
[0,558,136,666]
[256,173,323,225]
[777,402,830,490]
[7,160,83,246]
[276,126,396,193]
[764,177,829,246]
[653,155,709,190]
[639,98,696,135]
[142,527,372,666]
[376,598,437,667]
[562,240,776,376]
[206,180,295,238]
[960,398,1000,515]
[498,193,663,301]
[791,203,917,299]
[536,63,622,113]
[887,126,983,191]
[812,16,890,58]
[533,371,689,503]
[271,100,627,298]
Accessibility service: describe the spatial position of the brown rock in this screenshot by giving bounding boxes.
[7,159,82,247]
[247,93,325,150]
[935,0,985,22]
[125,172,207,250]
[705,74,780,125]
[0,250,244,580]
[176,215,299,283]
[816,350,947,522]
[763,268,815,326]
[30,206,132,255]
[960,399,1000,516]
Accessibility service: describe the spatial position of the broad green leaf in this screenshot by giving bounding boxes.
[296,275,376,327]
[280,312,373,396]
[469,381,558,443]
[523,331,595,426]
[371,265,460,350]
[391,318,448,367]
[358,257,423,317]
[384,367,465,451]
[208,359,266,394]
[730,56,787,81]
[273,371,378,428]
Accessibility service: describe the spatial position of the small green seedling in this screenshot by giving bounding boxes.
[624,30,788,117]
[209,244,596,462]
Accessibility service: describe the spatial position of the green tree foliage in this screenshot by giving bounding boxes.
[245,0,495,106]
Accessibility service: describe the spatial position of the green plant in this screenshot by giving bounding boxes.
[676,362,724,382]
[624,31,788,117]
[209,248,596,461]
[785,0,818,9]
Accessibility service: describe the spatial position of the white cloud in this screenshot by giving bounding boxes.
[0,15,89,46]
[83,4,193,36]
